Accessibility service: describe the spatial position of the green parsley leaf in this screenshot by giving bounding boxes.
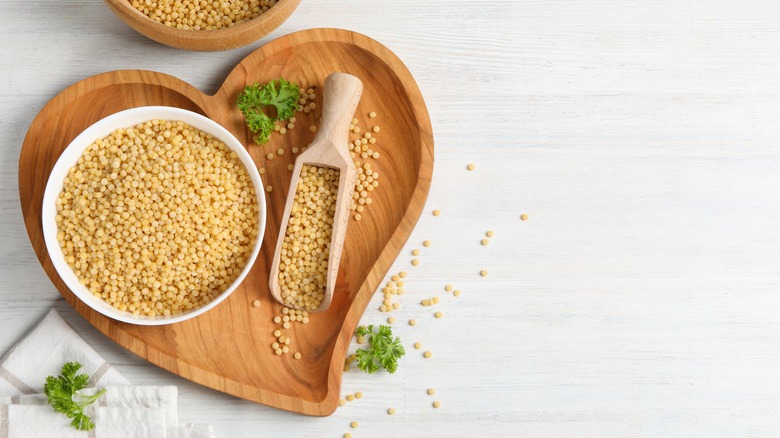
[354,325,406,374]
[43,362,106,431]
[236,78,301,144]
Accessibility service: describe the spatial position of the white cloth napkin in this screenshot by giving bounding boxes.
[0,386,178,428]
[0,309,215,438]
[1,405,167,438]
[0,309,128,395]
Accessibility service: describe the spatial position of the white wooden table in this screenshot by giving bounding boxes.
[2,1,780,436]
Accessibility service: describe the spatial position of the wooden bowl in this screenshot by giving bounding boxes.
[103,0,302,51]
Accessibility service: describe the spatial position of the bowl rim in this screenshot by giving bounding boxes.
[105,0,298,41]
[41,106,266,326]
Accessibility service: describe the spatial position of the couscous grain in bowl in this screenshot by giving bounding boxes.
[42,107,266,325]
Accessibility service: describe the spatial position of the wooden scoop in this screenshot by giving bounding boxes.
[268,72,363,312]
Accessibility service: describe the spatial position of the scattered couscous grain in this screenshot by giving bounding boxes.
[423,351,432,358]
[427,388,436,395]
[486,230,494,237]
[354,392,363,399]
[411,259,420,266]
[350,421,359,428]
[444,284,453,292]
[453,289,461,297]
[344,434,352,438]
[387,317,396,324]
[433,401,441,408]
[294,352,301,359]
[480,270,488,277]
[467,163,476,171]
[481,238,490,246]
[434,311,443,319]
[55,119,259,317]
[369,111,377,118]
[521,213,529,221]
[339,399,346,406]
[266,153,274,160]
[265,185,273,193]
[387,407,396,415]
[409,319,417,326]
[252,300,261,307]
[423,240,432,247]
[276,148,284,156]
[372,126,380,133]
[432,209,441,216]
[346,394,355,401]
[413,342,422,350]
[399,271,408,278]
[411,249,420,256]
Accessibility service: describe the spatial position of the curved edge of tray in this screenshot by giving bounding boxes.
[218,28,435,415]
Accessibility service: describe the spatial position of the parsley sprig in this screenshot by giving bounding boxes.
[236,78,300,144]
[43,362,106,431]
[355,325,406,374]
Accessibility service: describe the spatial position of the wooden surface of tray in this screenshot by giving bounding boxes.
[18,28,433,416]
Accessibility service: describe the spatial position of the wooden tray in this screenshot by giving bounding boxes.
[18,28,433,416]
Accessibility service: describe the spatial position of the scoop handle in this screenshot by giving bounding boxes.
[316,73,364,149]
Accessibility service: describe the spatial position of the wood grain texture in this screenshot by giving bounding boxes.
[268,72,362,312]
[103,0,302,51]
[4,0,780,436]
[18,29,433,416]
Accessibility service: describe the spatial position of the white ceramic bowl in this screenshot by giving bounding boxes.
[42,106,266,325]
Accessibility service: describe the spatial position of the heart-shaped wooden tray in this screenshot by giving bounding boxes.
[19,28,433,416]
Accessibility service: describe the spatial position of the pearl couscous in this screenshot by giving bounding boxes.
[277,165,340,310]
[130,0,278,31]
[55,119,259,317]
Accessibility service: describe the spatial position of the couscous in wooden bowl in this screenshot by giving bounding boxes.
[104,0,301,51]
